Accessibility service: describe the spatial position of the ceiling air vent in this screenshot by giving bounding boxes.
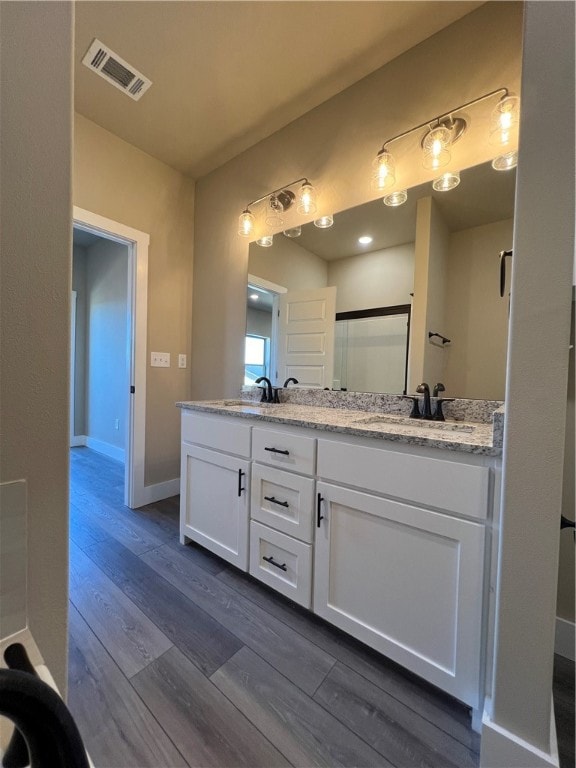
[82,39,152,101]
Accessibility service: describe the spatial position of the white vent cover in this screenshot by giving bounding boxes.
[82,39,152,101]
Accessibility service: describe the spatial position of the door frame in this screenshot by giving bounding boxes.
[72,206,149,509]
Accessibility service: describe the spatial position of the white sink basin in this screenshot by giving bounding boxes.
[352,414,475,433]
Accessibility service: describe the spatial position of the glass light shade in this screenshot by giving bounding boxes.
[371,150,396,191]
[297,182,317,215]
[382,190,408,207]
[283,226,302,238]
[432,171,460,191]
[256,235,273,247]
[265,195,284,227]
[314,215,334,229]
[238,209,254,237]
[422,126,452,170]
[489,96,520,147]
[492,150,518,171]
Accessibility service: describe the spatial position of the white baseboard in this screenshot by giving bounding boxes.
[481,702,559,768]
[134,478,180,507]
[84,436,125,464]
[70,435,86,448]
[555,617,575,660]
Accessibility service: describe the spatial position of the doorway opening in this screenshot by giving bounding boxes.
[72,207,149,509]
[246,275,286,386]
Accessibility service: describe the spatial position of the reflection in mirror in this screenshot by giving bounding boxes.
[334,306,411,394]
[247,161,516,400]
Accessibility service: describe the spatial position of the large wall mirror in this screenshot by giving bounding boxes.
[246,160,516,400]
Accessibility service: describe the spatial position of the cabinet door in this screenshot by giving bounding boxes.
[314,482,485,707]
[180,444,249,570]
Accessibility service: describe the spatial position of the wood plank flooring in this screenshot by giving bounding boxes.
[68,447,574,768]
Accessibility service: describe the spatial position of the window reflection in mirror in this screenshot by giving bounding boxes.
[247,161,516,400]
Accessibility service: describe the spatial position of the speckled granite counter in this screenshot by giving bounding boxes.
[177,392,504,456]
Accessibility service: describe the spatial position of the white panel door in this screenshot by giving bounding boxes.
[314,481,485,707]
[277,286,336,388]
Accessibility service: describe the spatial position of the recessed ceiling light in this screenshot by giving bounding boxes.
[249,294,259,301]
[358,236,373,245]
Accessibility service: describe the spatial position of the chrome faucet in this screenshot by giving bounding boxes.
[255,376,273,403]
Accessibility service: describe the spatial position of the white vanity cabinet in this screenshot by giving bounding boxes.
[180,411,251,570]
[249,427,316,608]
[178,406,496,711]
[314,438,490,708]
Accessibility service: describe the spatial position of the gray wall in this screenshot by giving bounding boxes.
[0,1,73,689]
[327,243,414,314]
[444,218,513,400]
[85,239,129,452]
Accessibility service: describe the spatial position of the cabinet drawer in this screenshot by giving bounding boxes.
[181,411,251,457]
[251,464,314,543]
[249,521,312,608]
[252,427,316,475]
[317,439,489,519]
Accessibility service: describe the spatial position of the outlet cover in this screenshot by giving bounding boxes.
[151,352,170,367]
[178,354,187,369]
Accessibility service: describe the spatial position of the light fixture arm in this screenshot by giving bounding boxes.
[380,87,509,152]
[245,177,310,210]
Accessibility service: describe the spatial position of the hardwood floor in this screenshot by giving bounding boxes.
[68,447,572,768]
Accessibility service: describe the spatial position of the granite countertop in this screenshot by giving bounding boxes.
[176,397,504,456]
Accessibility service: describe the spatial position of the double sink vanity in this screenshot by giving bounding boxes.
[177,389,504,723]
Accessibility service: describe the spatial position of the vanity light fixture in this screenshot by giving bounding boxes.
[238,209,255,238]
[383,190,408,207]
[489,95,520,147]
[491,150,518,171]
[371,88,519,196]
[283,226,302,238]
[314,214,334,228]
[371,149,396,191]
[256,235,274,247]
[249,293,259,301]
[432,171,461,191]
[358,235,373,245]
[422,124,453,170]
[297,182,317,215]
[265,195,285,227]
[238,178,316,239]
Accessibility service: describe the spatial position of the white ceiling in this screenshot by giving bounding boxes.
[74,1,483,178]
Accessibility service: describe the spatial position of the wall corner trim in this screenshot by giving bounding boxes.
[480,703,560,768]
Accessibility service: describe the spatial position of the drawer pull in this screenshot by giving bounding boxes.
[263,555,287,572]
[238,469,245,497]
[264,446,290,456]
[264,495,289,508]
[317,493,324,527]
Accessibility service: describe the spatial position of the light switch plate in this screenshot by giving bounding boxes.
[151,352,170,367]
[178,354,187,369]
